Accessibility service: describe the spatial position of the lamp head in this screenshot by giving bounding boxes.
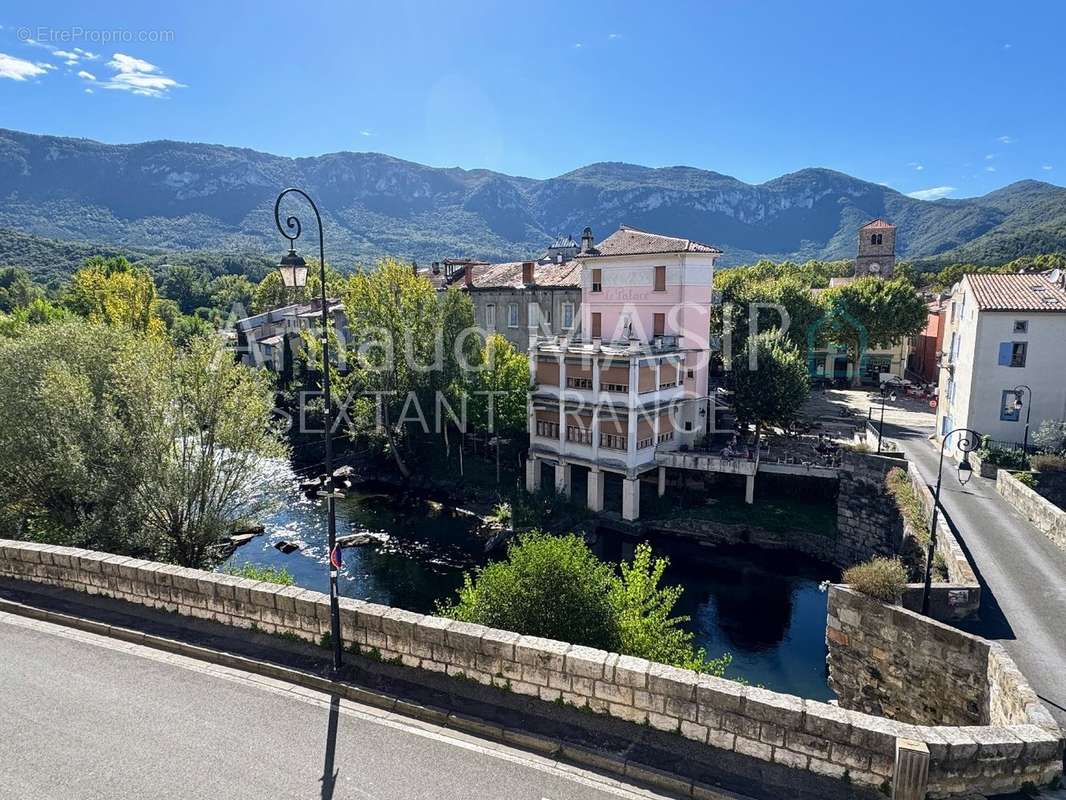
[277,248,309,289]
[958,454,973,485]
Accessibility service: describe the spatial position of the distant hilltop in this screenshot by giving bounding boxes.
[1,128,1065,276]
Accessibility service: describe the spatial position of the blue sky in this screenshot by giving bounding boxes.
[1,1,1062,199]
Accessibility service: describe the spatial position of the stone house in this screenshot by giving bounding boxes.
[234,298,348,373]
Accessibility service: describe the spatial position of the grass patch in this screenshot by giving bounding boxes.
[842,557,908,603]
[224,563,295,586]
[885,467,929,545]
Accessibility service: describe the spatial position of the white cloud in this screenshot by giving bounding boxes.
[359,130,373,137]
[0,52,48,80]
[77,70,95,81]
[1003,43,1012,49]
[907,186,956,201]
[908,162,924,171]
[1042,165,1054,171]
[985,153,995,160]
[573,42,583,48]
[997,135,1015,144]
[73,48,99,60]
[608,33,621,39]
[98,52,184,98]
[986,165,997,172]
[52,49,78,60]
[84,87,93,94]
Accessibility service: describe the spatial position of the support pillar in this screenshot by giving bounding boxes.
[622,477,641,521]
[657,467,666,497]
[891,739,929,800]
[525,457,541,493]
[554,462,571,498]
[587,468,604,512]
[744,474,755,505]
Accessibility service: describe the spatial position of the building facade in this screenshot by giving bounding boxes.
[526,226,721,521]
[234,299,348,373]
[936,273,1066,447]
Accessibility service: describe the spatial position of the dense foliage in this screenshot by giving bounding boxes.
[439,532,731,675]
[731,331,810,439]
[842,557,909,603]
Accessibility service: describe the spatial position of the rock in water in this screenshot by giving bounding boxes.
[274,540,301,554]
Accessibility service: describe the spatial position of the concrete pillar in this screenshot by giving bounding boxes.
[622,477,641,521]
[525,457,541,493]
[587,468,604,512]
[657,467,666,497]
[892,739,929,800]
[554,462,571,498]
[744,474,755,505]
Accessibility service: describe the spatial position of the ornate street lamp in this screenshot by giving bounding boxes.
[922,427,979,615]
[274,187,343,671]
[1012,384,1033,454]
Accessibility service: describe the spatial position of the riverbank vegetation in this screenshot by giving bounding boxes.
[439,532,733,676]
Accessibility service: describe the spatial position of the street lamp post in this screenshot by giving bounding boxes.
[876,377,903,454]
[1012,384,1033,454]
[274,187,343,671]
[922,426,979,616]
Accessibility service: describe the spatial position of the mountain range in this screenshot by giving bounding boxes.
[2,128,1065,281]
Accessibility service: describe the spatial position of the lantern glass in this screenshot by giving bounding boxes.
[278,249,309,289]
[958,455,973,485]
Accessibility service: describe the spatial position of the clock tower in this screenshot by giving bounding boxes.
[855,219,896,277]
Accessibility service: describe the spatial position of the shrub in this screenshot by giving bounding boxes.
[224,563,295,586]
[1032,420,1066,455]
[1030,454,1066,473]
[487,502,513,526]
[1013,471,1038,489]
[842,557,908,603]
[885,467,928,543]
[438,532,730,676]
[977,441,1030,470]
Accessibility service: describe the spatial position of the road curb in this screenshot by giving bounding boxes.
[0,596,747,800]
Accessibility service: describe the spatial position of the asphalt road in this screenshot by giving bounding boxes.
[883,417,1066,731]
[0,612,675,800]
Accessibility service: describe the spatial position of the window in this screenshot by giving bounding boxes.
[653,313,665,336]
[485,303,496,329]
[562,302,574,329]
[535,420,560,439]
[591,312,602,339]
[998,341,1027,368]
[591,269,602,293]
[871,233,883,245]
[654,265,666,292]
[686,369,694,379]
[566,425,592,444]
[1000,390,1021,422]
[566,376,592,390]
[1013,320,1029,334]
[507,303,519,328]
[599,432,626,450]
[601,381,629,393]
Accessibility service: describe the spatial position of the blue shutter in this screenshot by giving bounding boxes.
[998,342,1012,366]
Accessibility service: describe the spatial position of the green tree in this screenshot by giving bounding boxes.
[471,333,529,484]
[63,256,165,337]
[134,336,288,567]
[159,265,211,314]
[209,274,255,317]
[439,533,731,675]
[820,277,927,386]
[435,287,481,473]
[0,298,74,338]
[0,267,42,312]
[253,260,346,313]
[732,331,810,460]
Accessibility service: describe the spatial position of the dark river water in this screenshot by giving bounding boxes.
[220,475,835,701]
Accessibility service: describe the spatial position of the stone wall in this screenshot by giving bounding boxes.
[827,585,1061,795]
[646,516,838,565]
[997,469,1066,551]
[1,540,1061,798]
[836,451,907,567]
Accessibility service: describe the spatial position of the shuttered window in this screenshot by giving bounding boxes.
[654,265,666,291]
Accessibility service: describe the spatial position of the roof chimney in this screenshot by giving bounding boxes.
[464,264,474,288]
[580,226,594,253]
[522,261,535,286]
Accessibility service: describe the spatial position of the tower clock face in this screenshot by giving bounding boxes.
[869,262,882,274]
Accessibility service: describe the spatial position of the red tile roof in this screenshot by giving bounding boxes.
[578,225,722,257]
[966,273,1066,312]
[861,219,895,229]
[465,260,581,289]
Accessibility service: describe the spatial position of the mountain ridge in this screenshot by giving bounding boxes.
[1,128,1064,277]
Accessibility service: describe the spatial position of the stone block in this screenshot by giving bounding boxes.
[829,741,871,771]
[479,628,520,661]
[647,663,697,702]
[803,701,853,742]
[414,614,452,645]
[593,680,633,706]
[664,695,699,723]
[1012,724,1064,762]
[772,747,809,770]
[381,607,424,638]
[565,645,609,680]
[968,726,1024,760]
[680,720,709,743]
[759,723,785,747]
[609,703,648,726]
[444,620,487,652]
[354,602,391,632]
[929,726,979,761]
[707,729,735,751]
[611,654,651,689]
[633,690,665,714]
[719,711,759,739]
[734,736,773,761]
[514,636,569,671]
[647,712,678,732]
[743,686,804,728]
[786,730,831,760]
[696,674,746,714]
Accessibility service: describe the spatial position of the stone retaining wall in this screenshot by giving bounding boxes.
[1,540,1061,798]
[997,469,1066,551]
[827,585,1060,796]
[646,517,837,565]
[899,462,981,621]
[836,451,907,568]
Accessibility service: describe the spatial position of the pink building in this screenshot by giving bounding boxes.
[526,226,722,520]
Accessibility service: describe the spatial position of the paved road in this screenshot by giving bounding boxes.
[882,417,1066,731]
[0,612,675,800]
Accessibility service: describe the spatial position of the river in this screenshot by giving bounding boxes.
[220,475,835,701]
